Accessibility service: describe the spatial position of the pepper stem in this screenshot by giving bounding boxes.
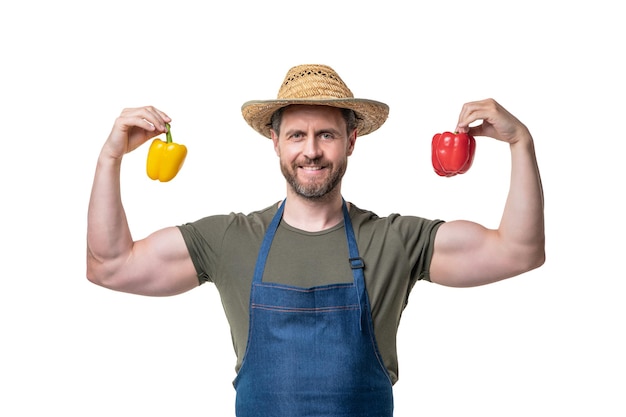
[165,123,173,143]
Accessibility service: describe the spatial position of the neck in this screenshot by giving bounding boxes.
[281,187,345,232]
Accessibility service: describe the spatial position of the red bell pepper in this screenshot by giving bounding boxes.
[431,131,476,177]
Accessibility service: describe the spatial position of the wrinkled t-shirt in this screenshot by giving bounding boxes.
[178,202,444,384]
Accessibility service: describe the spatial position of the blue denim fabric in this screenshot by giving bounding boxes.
[234,200,394,417]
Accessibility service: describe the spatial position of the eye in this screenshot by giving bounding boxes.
[320,132,334,140]
[289,132,304,142]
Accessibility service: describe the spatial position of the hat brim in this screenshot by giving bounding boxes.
[241,98,389,139]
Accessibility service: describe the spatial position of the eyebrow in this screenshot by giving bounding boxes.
[284,127,342,137]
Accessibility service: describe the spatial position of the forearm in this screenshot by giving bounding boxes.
[499,131,545,267]
[86,153,133,278]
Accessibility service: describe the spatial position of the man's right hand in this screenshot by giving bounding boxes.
[102,106,171,160]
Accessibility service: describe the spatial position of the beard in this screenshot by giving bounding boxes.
[280,157,347,201]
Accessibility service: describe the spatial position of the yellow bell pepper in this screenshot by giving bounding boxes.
[146,123,187,182]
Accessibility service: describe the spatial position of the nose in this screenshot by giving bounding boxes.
[302,135,322,160]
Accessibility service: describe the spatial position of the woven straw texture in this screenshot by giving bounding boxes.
[242,64,389,139]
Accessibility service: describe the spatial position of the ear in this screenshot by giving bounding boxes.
[270,130,280,156]
[347,129,357,156]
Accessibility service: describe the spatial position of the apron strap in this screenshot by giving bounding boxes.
[252,198,366,330]
[342,199,366,331]
[252,200,285,284]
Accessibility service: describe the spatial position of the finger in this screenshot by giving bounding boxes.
[456,99,498,133]
[120,106,171,133]
[141,106,172,130]
[467,123,485,138]
[455,100,482,132]
[154,107,171,123]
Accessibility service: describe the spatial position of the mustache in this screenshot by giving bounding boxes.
[299,157,324,165]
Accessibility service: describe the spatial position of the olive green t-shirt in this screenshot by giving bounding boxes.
[178,202,444,384]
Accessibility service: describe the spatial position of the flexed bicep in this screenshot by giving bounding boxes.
[429,220,515,287]
[88,226,199,296]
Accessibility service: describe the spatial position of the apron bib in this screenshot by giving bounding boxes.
[234,200,393,417]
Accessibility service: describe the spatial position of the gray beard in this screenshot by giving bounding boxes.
[281,160,346,201]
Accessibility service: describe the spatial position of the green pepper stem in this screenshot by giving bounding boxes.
[165,123,173,143]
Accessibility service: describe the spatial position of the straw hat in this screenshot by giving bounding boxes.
[241,64,389,139]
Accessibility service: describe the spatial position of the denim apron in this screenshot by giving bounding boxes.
[234,200,394,417]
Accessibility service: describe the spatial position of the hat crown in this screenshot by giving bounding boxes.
[241,63,388,139]
[277,64,355,100]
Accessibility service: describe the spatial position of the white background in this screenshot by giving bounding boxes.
[1,1,624,416]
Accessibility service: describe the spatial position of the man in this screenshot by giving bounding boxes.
[87,64,545,416]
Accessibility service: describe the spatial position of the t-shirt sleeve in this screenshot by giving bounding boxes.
[176,207,273,286]
[390,214,445,284]
[177,214,234,285]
